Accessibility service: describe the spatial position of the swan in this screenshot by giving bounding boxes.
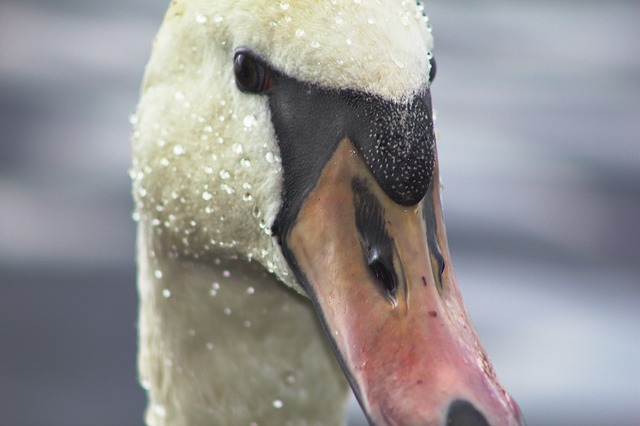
[130,0,524,425]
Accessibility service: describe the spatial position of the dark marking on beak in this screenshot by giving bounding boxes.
[423,181,446,294]
[344,90,436,206]
[353,178,399,302]
[446,399,490,426]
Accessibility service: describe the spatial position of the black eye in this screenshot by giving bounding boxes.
[428,55,437,85]
[233,51,273,93]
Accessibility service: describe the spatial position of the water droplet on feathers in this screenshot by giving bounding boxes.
[243,115,256,128]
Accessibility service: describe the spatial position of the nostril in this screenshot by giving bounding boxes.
[446,399,490,426]
[352,178,399,302]
[367,247,397,300]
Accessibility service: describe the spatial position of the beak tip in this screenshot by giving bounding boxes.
[446,399,490,426]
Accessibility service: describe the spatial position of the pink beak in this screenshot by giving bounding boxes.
[286,139,524,425]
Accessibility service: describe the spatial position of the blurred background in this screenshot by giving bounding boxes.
[1,0,638,425]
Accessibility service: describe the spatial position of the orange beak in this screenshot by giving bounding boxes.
[284,139,524,425]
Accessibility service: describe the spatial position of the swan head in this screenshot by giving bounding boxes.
[132,1,524,424]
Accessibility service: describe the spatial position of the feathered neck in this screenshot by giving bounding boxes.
[136,225,349,425]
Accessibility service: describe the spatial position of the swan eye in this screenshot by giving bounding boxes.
[234,51,273,93]
[428,55,437,85]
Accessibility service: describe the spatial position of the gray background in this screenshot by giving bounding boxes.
[1,1,639,425]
